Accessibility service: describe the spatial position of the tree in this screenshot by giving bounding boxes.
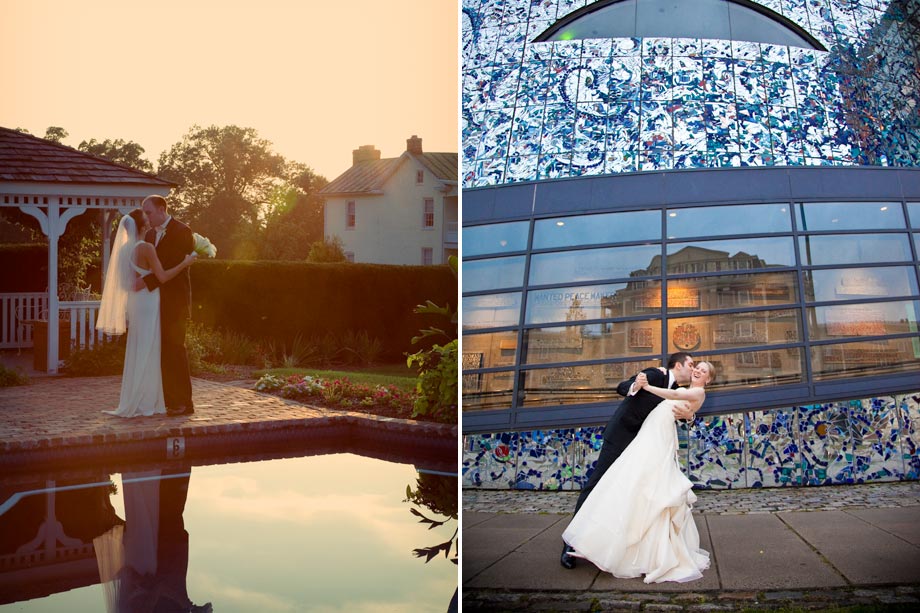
[259,164,329,260]
[43,126,68,143]
[306,235,347,263]
[78,138,153,173]
[157,125,287,258]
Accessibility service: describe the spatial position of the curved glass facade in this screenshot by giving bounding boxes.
[461,0,920,489]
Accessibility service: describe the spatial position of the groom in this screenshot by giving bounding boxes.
[560,351,696,569]
[142,195,196,416]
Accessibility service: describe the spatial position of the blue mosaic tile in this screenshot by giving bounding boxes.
[746,408,801,487]
[798,403,852,485]
[462,431,521,489]
[847,397,904,482]
[688,414,746,489]
[514,430,568,490]
[509,105,545,156]
[899,393,920,480]
[462,0,920,194]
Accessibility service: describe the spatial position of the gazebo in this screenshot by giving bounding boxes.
[0,127,174,372]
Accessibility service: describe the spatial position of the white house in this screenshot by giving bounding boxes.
[320,136,457,265]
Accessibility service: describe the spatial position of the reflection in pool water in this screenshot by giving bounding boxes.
[0,453,457,612]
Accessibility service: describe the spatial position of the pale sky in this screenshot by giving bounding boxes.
[0,0,458,181]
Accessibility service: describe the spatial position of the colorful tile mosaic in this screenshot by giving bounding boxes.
[462,0,920,188]
[462,391,920,490]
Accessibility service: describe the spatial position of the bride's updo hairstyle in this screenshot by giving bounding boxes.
[127,209,146,237]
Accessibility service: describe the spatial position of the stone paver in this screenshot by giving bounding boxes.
[463,487,920,611]
[0,376,455,468]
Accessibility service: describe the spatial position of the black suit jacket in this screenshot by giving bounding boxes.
[603,367,674,443]
[143,217,194,318]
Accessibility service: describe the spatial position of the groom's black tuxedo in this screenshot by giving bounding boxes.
[143,217,194,412]
[573,367,677,513]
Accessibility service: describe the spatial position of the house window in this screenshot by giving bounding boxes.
[346,201,355,229]
[417,170,424,184]
[422,247,433,265]
[423,198,435,228]
[345,251,355,263]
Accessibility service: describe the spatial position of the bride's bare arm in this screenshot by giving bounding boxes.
[137,243,196,283]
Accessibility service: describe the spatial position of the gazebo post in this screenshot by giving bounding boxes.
[101,210,113,287]
[20,200,85,373]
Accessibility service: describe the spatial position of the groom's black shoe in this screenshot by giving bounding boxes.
[167,405,194,416]
[560,543,576,569]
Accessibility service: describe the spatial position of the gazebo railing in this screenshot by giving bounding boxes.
[0,293,104,350]
[60,300,105,350]
[0,292,47,349]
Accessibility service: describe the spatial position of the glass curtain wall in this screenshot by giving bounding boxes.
[462,200,920,414]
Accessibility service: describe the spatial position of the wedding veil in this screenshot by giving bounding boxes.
[96,214,138,335]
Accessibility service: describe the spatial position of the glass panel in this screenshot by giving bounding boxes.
[913,232,919,258]
[545,0,817,48]
[666,237,796,272]
[695,348,804,391]
[795,202,906,232]
[798,233,913,266]
[803,266,919,303]
[463,221,530,257]
[463,255,526,293]
[908,203,920,229]
[667,308,801,353]
[811,338,920,381]
[519,359,660,408]
[664,271,799,313]
[529,244,661,286]
[523,321,661,365]
[666,203,791,239]
[462,293,522,331]
[533,210,660,249]
[525,281,661,324]
[463,331,519,369]
[462,369,515,412]
[807,300,920,342]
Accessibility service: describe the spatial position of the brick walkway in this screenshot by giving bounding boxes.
[0,376,456,470]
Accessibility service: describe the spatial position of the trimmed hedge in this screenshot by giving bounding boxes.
[0,244,48,292]
[189,260,456,361]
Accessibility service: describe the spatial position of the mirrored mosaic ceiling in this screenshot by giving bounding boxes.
[462,0,920,187]
[463,391,920,489]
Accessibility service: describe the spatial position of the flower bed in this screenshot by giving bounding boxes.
[254,373,422,421]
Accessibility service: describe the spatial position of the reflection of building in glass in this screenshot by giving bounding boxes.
[461,0,920,489]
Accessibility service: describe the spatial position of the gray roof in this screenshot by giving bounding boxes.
[0,126,174,186]
[320,151,457,196]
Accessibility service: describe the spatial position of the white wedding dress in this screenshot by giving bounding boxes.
[562,399,710,583]
[103,243,166,417]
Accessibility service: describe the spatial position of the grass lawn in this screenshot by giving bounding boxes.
[256,364,417,393]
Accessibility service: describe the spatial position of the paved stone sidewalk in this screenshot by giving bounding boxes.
[463,486,920,611]
[0,375,455,469]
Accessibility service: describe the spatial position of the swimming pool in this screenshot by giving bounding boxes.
[0,452,457,612]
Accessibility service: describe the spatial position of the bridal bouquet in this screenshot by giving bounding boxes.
[192,232,217,258]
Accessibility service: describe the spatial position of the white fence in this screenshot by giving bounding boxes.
[0,293,47,349]
[0,293,104,350]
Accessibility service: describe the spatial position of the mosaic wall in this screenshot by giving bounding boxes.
[462,391,920,488]
[462,0,920,187]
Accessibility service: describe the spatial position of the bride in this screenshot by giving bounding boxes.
[96,210,196,417]
[562,361,714,583]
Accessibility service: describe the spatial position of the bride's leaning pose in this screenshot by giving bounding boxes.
[562,362,715,583]
[96,209,196,417]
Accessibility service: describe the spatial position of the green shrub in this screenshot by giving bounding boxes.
[0,364,29,387]
[64,337,126,376]
[189,260,455,361]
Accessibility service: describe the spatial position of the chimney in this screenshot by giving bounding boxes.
[353,144,381,165]
[406,135,423,154]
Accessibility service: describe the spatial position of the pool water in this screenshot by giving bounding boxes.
[0,453,457,612]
